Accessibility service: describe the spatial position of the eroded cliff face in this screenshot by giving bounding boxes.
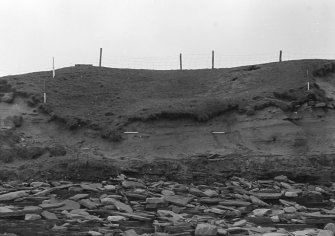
[1,98,335,184]
[1,60,335,183]
[104,106,335,183]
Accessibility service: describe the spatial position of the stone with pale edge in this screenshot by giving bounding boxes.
[0,191,28,201]
[195,223,218,236]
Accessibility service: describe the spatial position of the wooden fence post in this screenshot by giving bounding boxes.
[99,48,102,67]
[212,50,215,69]
[279,50,282,62]
[180,53,182,70]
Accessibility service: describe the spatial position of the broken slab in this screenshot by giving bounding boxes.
[0,190,28,201]
[164,195,193,206]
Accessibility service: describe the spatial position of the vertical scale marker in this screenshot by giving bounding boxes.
[43,79,46,103]
[180,53,182,70]
[307,69,310,90]
[53,57,55,78]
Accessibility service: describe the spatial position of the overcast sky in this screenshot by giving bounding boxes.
[0,0,334,75]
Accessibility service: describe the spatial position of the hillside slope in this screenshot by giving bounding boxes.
[1,59,335,183]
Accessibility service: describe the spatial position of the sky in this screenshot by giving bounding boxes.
[0,0,334,75]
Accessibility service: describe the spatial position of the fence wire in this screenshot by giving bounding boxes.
[4,51,335,76]
[101,51,335,70]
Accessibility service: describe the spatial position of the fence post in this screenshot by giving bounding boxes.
[180,53,182,70]
[279,50,282,62]
[212,50,215,69]
[52,57,55,78]
[99,48,102,67]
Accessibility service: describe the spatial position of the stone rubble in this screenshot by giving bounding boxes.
[0,175,335,235]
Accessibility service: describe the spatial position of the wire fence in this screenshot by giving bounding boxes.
[2,50,335,77]
[98,51,334,70]
[101,52,276,70]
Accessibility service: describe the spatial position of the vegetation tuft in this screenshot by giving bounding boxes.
[313,63,335,77]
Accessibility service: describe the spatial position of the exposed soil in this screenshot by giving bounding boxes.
[1,60,335,184]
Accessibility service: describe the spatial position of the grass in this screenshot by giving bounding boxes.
[1,59,334,140]
[128,97,240,123]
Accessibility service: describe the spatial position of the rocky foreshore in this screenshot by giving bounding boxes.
[0,175,335,236]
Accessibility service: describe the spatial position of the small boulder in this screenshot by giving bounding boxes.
[79,199,99,209]
[107,215,127,222]
[30,181,48,188]
[250,195,269,207]
[161,190,175,196]
[263,233,288,236]
[292,229,318,236]
[41,211,58,220]
[0,190,28,201]
[285,191,298,197]
[0,206,14,213]
[164,195,193,206]
[203,189,218,197]
[87,231,103,236]
[189,187,207,197]
[283,206,296,213]
[25,214,42,220]
[104,185,116,191]
[39,202,65,209]
[217,228,227,235]
[101,197,116,205]
[271,215,280,223]
[146,197,165,204]
[101,198,133,213]
[232,219,247,227]
[56,200,80,210]
[274,175,289,182]
[51,224,67,231]
[157,210,183,224]
[318,230,334,236]
[195,223,218,236]
[69,193,89,200]
[23,206,42,213]
[253,208,271,217]
[124,229,138,236]
[324,223,335,234]
[208,207,226,215]
[122,180,146,189]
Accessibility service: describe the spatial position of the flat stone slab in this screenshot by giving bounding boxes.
[252,192,283,200]
[122,181,146,189]
[0,191,28,201]
[41,210,58,220]
[164,195,193,206]
[70,194,90,200]
[39,202,65,209]
[219,200,251,207]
